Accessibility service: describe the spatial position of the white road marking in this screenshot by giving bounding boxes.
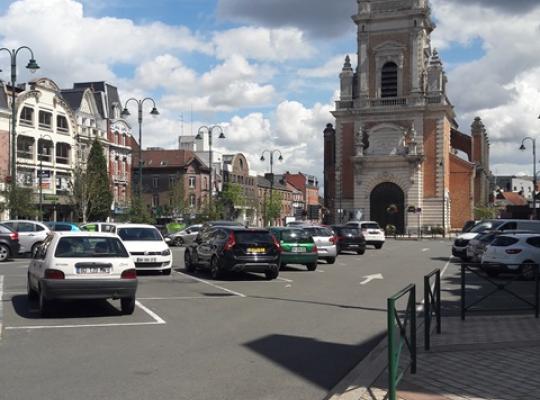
[134,300,166,324]
[338,263,347,266]
[138,296,237,300]
[0,275,3,340]
[173,270,246,298]
[360,273,384,285]
[421,248,430,252]
[317,269,325,273]
[285,284,292,288]
[417,256,453,312]
[277,277,293,283]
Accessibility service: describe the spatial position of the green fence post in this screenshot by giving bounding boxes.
[410,285,417,374]
[388,297,397,400]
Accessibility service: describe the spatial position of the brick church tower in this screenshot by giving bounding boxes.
[326,0,490,233]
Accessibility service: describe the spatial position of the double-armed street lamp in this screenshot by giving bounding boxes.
[121,98,159,196]
[520,136,537,219]
[37,133,53,221]
[196,125,225,211]
[260,149,283,226]
[0,46,39,216]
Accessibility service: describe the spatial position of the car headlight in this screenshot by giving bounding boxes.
[161,249,171,256]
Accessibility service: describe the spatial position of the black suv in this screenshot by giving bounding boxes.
[184,226,281,280]
[331,225,366,255]
[0,223,20,262]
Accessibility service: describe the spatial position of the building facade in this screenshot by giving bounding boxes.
[325,0,490,233]
[222,153,258,225]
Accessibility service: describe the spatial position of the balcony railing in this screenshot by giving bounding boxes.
[370,97,407,107]
[17,150,33,159]
[56,155,69,165]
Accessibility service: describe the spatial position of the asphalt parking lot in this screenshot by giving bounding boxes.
[0,240,453,400]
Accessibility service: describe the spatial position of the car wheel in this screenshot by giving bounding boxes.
[0,244,10,262]
[38,286,50,317]
[210,257,223,280]
[173,237,183,247]
[121,297,136,315]
[184,250,195,273]
[375,243,383,249]
[357,249,365,255]
[521,261,538,280]
[162,268,172,276]
[306,262,317,271]
[27,275,38,301]
[265,268,279,280]
[31,242,42,258]
[326,257,336,264]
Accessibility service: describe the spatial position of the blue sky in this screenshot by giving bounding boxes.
[1,0,539,182]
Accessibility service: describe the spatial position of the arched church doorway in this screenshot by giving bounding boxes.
[370,182,405,234]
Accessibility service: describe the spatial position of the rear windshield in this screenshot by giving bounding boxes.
[338,227,360,236]
[491,236,519,247]
[52,223,74,232]
[303,227,333,236]
[281,229,312,242]
[55,237,129,258]
[235,231,274,244]
[118,227,162,241]
[0,224,13,234]
[470,221,504,233]
[361,223,380,230]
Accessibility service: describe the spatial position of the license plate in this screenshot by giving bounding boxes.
[291,247,306,253]
[247,247,265,254]
[369,231,379,234]
[77,266,111,274]
[136,257,157,262]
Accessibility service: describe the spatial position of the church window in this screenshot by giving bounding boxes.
[381,62,398,97]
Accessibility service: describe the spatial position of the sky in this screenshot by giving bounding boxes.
[0,0,539,185]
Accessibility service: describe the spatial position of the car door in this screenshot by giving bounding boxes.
[29,235,53,289]
[17,222,38,253]
[195,229,216,265]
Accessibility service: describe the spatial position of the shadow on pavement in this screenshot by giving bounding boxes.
[250,295,387,312]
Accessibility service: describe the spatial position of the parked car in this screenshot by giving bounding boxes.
[1,220,50,255]
[184,227,280,280]
[169,224,203,247]
[45,222,81,232]
[452,219,540,260]
[331,225,366,255]
[27,232,138,316]
[466,230,531,263]
[301,226,338,264]
[346,221,385,249]
[0,223,20,262]
[270,227,318,271]
[116,224,173,275]
[80,222,117,233]
[481,233,540,279]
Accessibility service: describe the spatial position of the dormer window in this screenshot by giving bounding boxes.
[381,62,398,97]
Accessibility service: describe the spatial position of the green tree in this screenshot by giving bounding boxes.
[126,192,155,224]
[169,175,185,217]
[85,140,113,221]
[264,190,282,226]
[70,166,89,222]
[1,186,36,219]
[474,206,498,220]
[220,182,245,219]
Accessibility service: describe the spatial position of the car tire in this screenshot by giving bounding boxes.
[173,237,183,247]
[210,257,223,280]
[39,286,50,317]
[357,249,365,255]
[184,250,195,273]
[121,297,136,315]
[27,275,38,301]
[326,257,336,264]
[31,242,42,258]
[306,262,317,271]
[162,268,172,276]
[265,268,279,280]
[375,243,383,249]
[520,261,538,280]
[0,244,10,262]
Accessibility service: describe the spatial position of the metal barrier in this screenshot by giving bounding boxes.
[461,263,540,320]
[424,269,441,351]
[388,284,416,400]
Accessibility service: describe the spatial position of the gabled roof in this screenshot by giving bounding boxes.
[60,88,86,111]
[496,192,528,206]
[139,149,209,171]
[73,82,121,119]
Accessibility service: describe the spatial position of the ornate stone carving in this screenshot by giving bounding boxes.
[401,124,417,155]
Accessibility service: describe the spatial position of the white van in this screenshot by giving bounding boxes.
[452,219,540,260]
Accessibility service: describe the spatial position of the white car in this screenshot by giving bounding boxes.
[2,220,51,255]
[301,226,338,264]
[27,232,138,316]
[481,233,540,279]
[116,224,173,275]
[346,221,385,249]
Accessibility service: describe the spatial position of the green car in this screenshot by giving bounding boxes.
[270,227,318,271]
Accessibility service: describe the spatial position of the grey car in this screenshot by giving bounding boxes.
[1,220,50,255]
[169,224,203,247]
[302,226,338,264]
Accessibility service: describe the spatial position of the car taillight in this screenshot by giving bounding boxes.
[9,232,18,241]
[330,235,337,244]
[505,249,522,254]
[313,245,318,253]
[223,232,236,251]
[121,269,137,279]
[272,235,282,253]
[337,236,343,242]
[44,269,65,279]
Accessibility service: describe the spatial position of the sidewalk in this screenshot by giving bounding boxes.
[359,315,540,400]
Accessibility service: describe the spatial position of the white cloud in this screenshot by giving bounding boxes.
[298,54,347,78]
[213,26,314,61]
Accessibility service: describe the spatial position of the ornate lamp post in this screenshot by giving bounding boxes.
[520,137,537,219]
[196,125,225,212]
[121,98,159,196]
[0,46,39,218]
[260,149,283,226]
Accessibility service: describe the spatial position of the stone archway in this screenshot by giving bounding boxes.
[370,182,405,234]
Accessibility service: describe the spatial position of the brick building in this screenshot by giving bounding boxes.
[284,172,321,222]
[325,0,490,233]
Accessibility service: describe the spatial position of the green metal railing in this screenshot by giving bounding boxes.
[424,269,441,350]
[388,284,416,400]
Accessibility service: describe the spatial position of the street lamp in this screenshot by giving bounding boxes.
[196,125,225,212]
[0,46,39,218]
[121,97,159,196]
[38,133,53,221]
[260,149,283,226]
[520,137,537,219]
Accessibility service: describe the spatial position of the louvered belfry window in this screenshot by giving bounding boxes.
[381,62,398,98]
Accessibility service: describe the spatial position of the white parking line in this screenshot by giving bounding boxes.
[416,256,453,312]
[0,275,4,340]
[138,296,238,300]
[421,248,430,252]
[134,300,166,324]
[277,277,293,283]
[173,271,246,298]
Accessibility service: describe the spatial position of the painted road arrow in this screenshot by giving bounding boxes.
[360,273,384,285]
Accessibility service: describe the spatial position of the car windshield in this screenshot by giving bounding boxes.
[235,231,274,244]
[281,229,312,242]
[117,227,162,241]
[54,237,129,258]
[304,227,333,237]
[470,221,504,233]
